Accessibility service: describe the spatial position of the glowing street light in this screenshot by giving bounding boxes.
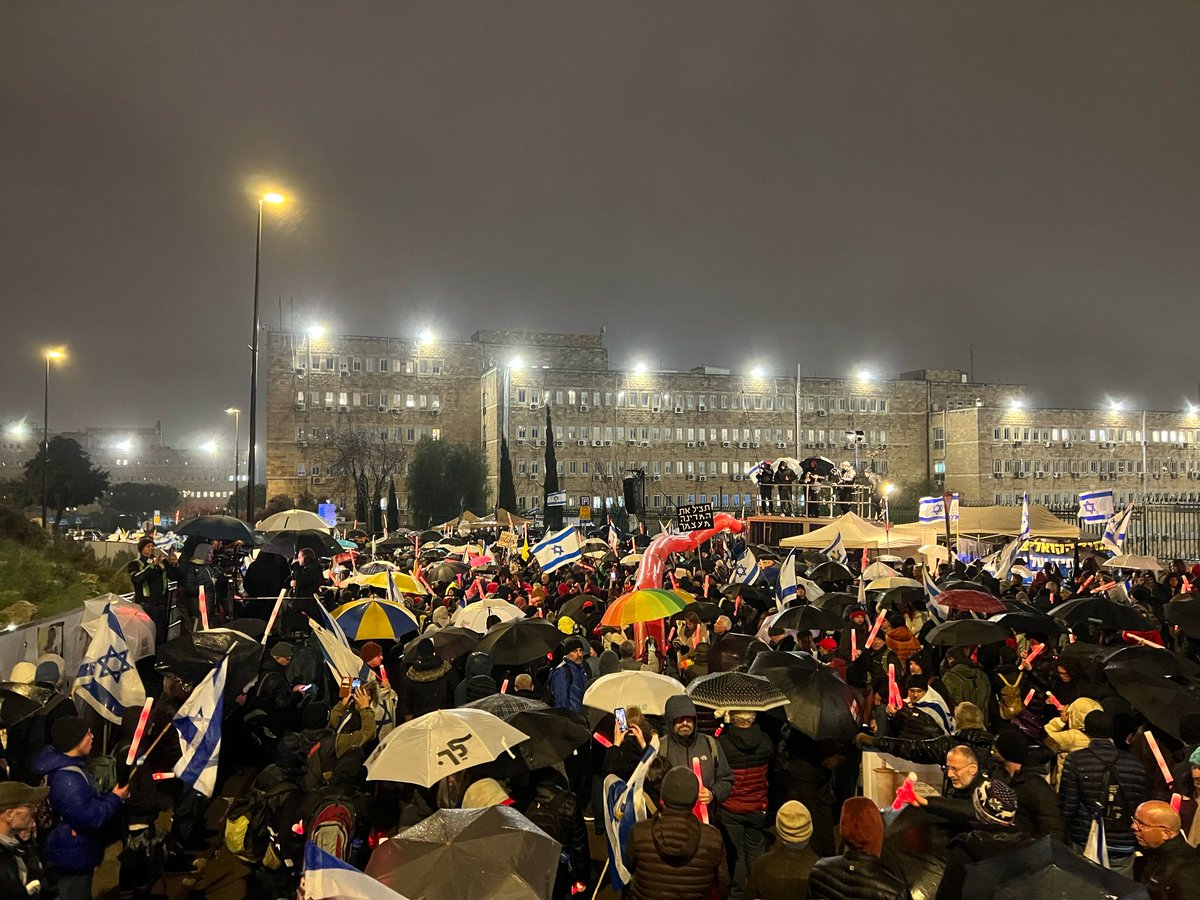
[418,328,435,345]
[857,368,874,382]
[201,438,219,455]
[247,187,289,526]
[115,438,134,453]
[509,355,525,370]
[750,365,766,378]
[41,347,67,530]
[5,421,29,440]
[1109,399,1125,412]
[633,361,648,374]
[1009,398,1024,410]
[307,323,325,339]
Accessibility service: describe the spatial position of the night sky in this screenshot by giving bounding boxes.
[2,2,1198,449]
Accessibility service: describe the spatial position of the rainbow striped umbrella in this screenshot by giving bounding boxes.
[332,599,420,641]
[599,589,693,627]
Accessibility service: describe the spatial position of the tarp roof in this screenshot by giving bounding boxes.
[891,504,1080,542]
[779,512,923,550]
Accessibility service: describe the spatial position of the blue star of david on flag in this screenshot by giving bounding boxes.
[532,526,582,574]
[97,647,131,682]
[74,607,145,724]
[1077,489,1114,523]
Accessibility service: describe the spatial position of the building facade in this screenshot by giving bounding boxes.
[264,326,1042,524]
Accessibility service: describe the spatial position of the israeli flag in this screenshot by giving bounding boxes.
[1077,489,1115,524]
[918,494,960,524]
[776,550,798,610]
[922,567,948,623]
[607,523,621,554]
[532,525,583,574]
[302,842,410,900]
[821,531,848,566]
[74,608,146,724]
[1102,503,1135,555]
[991,493,1030,580]
[386,569,402,604]
[604,735,660,890]
[733,546,761,586]
[173,655,228,798]
[1019,492,1031,542]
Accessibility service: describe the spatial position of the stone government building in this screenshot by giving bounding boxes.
[264,327,1200,525]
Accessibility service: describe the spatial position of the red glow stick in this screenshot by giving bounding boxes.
[151,772,175,781]
[198,585,209,630]
[851,629,859,661]
[1021,644,1045,670]
[668,627,677,642]
[261,589,287,644]
[1023,688,1036,706]
[888,664,899,707]
[378,664,390,687]
[691,757,709,824]
[1145,731,1174,786]
[593,730,613,748]
[1123,631,1164,649]
[500,678,509,694]
[864,608,887,649]
[125,698,154,766]
[1046,692,1064,711]
[1172,793,1183,813]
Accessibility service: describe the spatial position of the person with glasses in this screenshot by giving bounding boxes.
[1132,800,1200,899]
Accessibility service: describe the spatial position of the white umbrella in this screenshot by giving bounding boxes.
[797,576,825,600]
[866,576,923,591]
[81,595,155,661]
[365,708,529,788]
[255,509,330,532]
[452,599,526,633]
[620,553,644,566]
[583,670,685,716]
[862,561,900,580]
[919,543,951,564]
[1103,554,1163,572]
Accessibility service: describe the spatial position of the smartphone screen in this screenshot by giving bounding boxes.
[614,707,628,733]
[351,677,362,690]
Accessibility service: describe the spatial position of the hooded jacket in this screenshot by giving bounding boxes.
[884,627,921,666]
[398,656,460,720]
[940,659,993,725]
[627,806,730,900]
[33,747,123,874]
[453,652,494,705]
[1043,696,1103,787]
[662,696,734,806]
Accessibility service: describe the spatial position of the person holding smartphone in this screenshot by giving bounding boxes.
[604,706,650,782]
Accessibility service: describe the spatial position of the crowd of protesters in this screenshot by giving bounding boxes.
[1,525,1199,899]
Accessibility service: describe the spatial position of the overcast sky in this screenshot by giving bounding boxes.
[2,1,1197,448]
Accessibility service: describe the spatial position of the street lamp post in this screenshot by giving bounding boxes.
[226,407,241,518]
[41,348,65,531]
[246,192,284,527]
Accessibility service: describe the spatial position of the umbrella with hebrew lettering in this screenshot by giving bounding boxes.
[365,708,529,788]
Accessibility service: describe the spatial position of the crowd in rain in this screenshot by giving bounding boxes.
[3,512,1200,900]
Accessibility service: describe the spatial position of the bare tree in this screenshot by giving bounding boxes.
[320,426,409,532]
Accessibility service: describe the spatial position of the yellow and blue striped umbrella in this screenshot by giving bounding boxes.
[331,599,420,641]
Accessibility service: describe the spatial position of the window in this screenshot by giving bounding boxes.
[431,359,442,374]
[406,394,415,408]
[517,388,527,403]
[379,358,389,373]
[352,358,362,372]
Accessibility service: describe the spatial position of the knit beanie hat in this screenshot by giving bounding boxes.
[464,674,497,702]
[973,779,1018,827]
[51,716,90,753]
[660,766,700,810]
[1189,745,1200,768]
[993,730,1030,766]
[839,797,884,856]
[1084,709,1114,739]
[359,641,383,663]
[775,801,813,845]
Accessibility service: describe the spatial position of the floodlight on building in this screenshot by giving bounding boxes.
[307,323,325,339]
[115,438,134,452]
[1109,399,1125,412]
[201,439,218,454]
[510,355,524,370]
[750,365,766,378]
[857,368,873,382]
[633,361,648,374]
[418,328,435,345]
[1009,398,1023,410]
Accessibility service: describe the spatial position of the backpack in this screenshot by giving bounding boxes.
[224,779,301,866]
[306,795,357,863]
[1095,758,1130,831]
[996,671,1025,721]
[287,639,328,700]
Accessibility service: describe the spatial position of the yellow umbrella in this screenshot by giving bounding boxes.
[331,599,421,641]
[600,589,693,627]
[343,571,427,594]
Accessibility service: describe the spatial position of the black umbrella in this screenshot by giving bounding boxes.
[970,834,1148,900]
[403,627,480,664]
[1103,645,1200,678]
[485,707,591,776]
[670,601,723,624]
[812,591,860,614]
[1165,593,1200,638]
[937,579,985,592]
[260,528,342,558]
[473,619,562,666]
[557,594,605,623]
[0,683,70,727]
[424,560,470,584]
[708,633,772,673]
[176,514,257,544]
[800,456,837,478]
[719,583,775,611]
[155,626,264,699]
[881,806,954,900]
[1051,596,1152,631]
[925,619,1012,647]
[808,561,854,584]
[750,544,782,562]
[767,604,843,632]
[1104,667,1200,741]
[686,671,790,713]
[747,651,862,741]
[877,586,925,610]
[989,611,1066,637]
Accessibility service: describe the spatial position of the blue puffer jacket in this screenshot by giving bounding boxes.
[32,747,123,873]
[547,659,588,713]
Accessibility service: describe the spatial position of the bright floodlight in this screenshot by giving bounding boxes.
[1009,398,1024,410]
[307,323,325,339]
[226,407,240,415]
[4,422,28,439]
[116,438,133,452]
[418,328,435,345]
[510,355,524,369]
[857,368,873,382]
[750,365,766,378]
[633,361,648,374]
[884,482,896,496]
[201,439,218,454]
[262,192,285,204]
[44,347,66,361]
[1109,400,1125,412]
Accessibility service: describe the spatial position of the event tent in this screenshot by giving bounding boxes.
[891,504,1080,542]
[779,512,920,551]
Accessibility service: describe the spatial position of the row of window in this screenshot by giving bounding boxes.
[513,424,797,445]
[510,458,890,478]
[295,391,441,411]
[995,492,1200,507]
[296,426,441,446]
[991,458,1200,475]
[992,427,1199,445]
[298,356,445,375]
[802,396,891,413]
